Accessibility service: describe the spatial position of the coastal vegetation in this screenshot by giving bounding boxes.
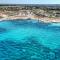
[0,4,60,22]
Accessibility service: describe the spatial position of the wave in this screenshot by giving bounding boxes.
[49,23,60,27]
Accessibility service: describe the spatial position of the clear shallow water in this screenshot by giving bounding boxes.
[0,19,60,60]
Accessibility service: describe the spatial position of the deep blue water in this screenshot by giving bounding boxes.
[0,19,60,60]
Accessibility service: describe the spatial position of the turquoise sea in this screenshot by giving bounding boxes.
[0,19,60,60]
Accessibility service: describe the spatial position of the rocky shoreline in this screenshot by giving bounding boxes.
[1,5,60,23]
[0,10,60,23]
[0,15,60,23]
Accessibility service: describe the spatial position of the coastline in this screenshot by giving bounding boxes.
[0,10,60,23]
[0,15,60,23]
[0,5,60,23]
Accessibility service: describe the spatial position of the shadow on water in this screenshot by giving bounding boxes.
[0,36,60,60]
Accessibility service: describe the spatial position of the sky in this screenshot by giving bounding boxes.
[0,0,60,4]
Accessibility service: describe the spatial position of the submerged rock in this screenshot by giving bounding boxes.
[0,37,59,60]
[0,40,55,60]
[0,27,7,34]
